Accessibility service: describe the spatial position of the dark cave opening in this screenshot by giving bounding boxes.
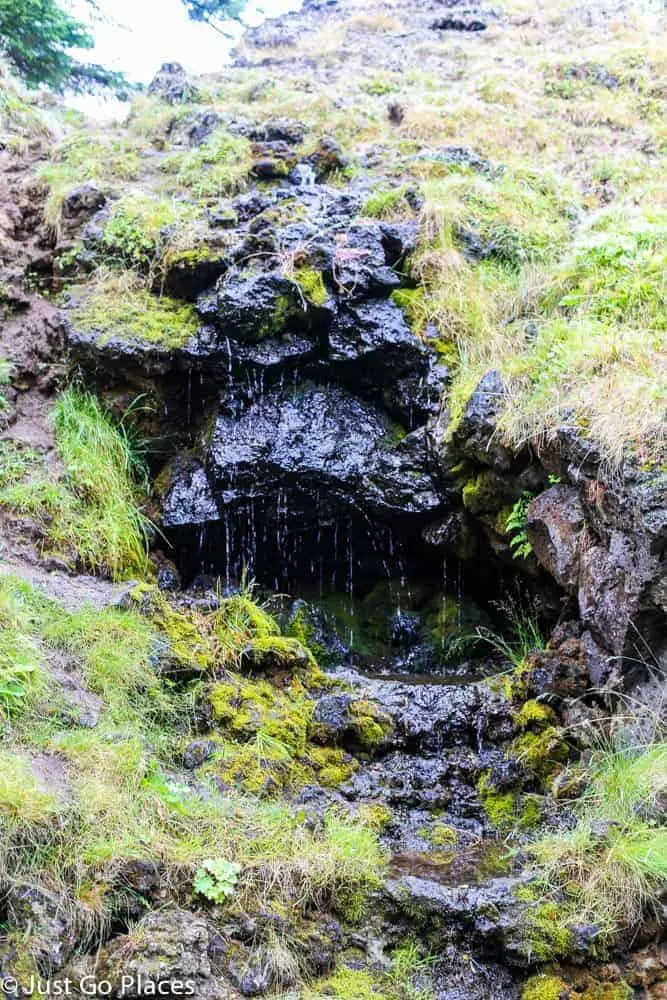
[163,492,562,675]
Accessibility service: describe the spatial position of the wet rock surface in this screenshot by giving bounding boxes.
[207,383,441,517]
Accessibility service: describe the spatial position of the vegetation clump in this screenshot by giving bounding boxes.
[363,185,415,219]
[100,195,195,272]
[67,274,200,349]
[38,130,144,232]
[0,388,150,579]
[526,738,667,942]
[497,205,666,465]
[0,573,386,958]
[160,127,252,200]
[0,580,42,718]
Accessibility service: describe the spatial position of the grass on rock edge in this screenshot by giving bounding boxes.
[0,387,151,580]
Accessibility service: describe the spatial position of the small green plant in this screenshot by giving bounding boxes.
[194,858,242,903]
[0,357,11,414]
[469,593,545,669]
[0,581,42,718]
[0,658,39,717]
[505,491,534,559]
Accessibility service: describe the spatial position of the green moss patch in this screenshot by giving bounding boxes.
[68,277,199,349]
[293,267,329,308]
[209,674,358,794]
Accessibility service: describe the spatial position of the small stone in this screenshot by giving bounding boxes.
[183,739,219,770]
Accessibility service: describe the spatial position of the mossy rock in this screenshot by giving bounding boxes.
[349,699,393,753]
[516,699,557,730]
[522,975,632,1000]
[306,964,389,1000]
[68,280,199,350]
[510,728,569,784]
[514,890,576,964]
[462,469,515,516]
[124,583,214,673]
[239,635,317,673]
[293,267,329,308]
[358,803,393,833]
[477,770,544,833]
[209,674,311,748]
[208,673,357,794]
[390,286,428,335]
[426,822,458,848]
[522,974,570,1000]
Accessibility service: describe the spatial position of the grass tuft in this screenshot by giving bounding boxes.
[528,737,667,936]
[0,388,151,579]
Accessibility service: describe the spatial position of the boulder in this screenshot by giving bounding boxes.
[578,530,655,656]
[248,118,306,144]
[147,62,198,104]
[308,135,348,178]
[60,183,105,233]
[161,457,220,527]
[385,873,593,968]
[168,108,221,146]
[326,298,427,384]
[183,738,220,769]
[332,222,401,298]
[197,269,314,342]
[7,884,77,971]
[527,485,585,590]
[526,622,609,695]
[335,669,514,753]
[435,370,513,471]
[206,382,443,520]
[96,908,229,999]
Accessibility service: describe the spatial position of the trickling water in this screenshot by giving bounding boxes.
[457,563,463,629]
[291,162,317,188]
[224,509,231,591]
[225,336,234,395]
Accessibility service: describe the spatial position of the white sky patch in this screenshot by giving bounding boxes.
[64,0,301,119]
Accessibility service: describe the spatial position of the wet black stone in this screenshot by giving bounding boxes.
[431,16,487,31]
[326,298,426,383]
[390,610,422,647]
[207,382,443,520]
